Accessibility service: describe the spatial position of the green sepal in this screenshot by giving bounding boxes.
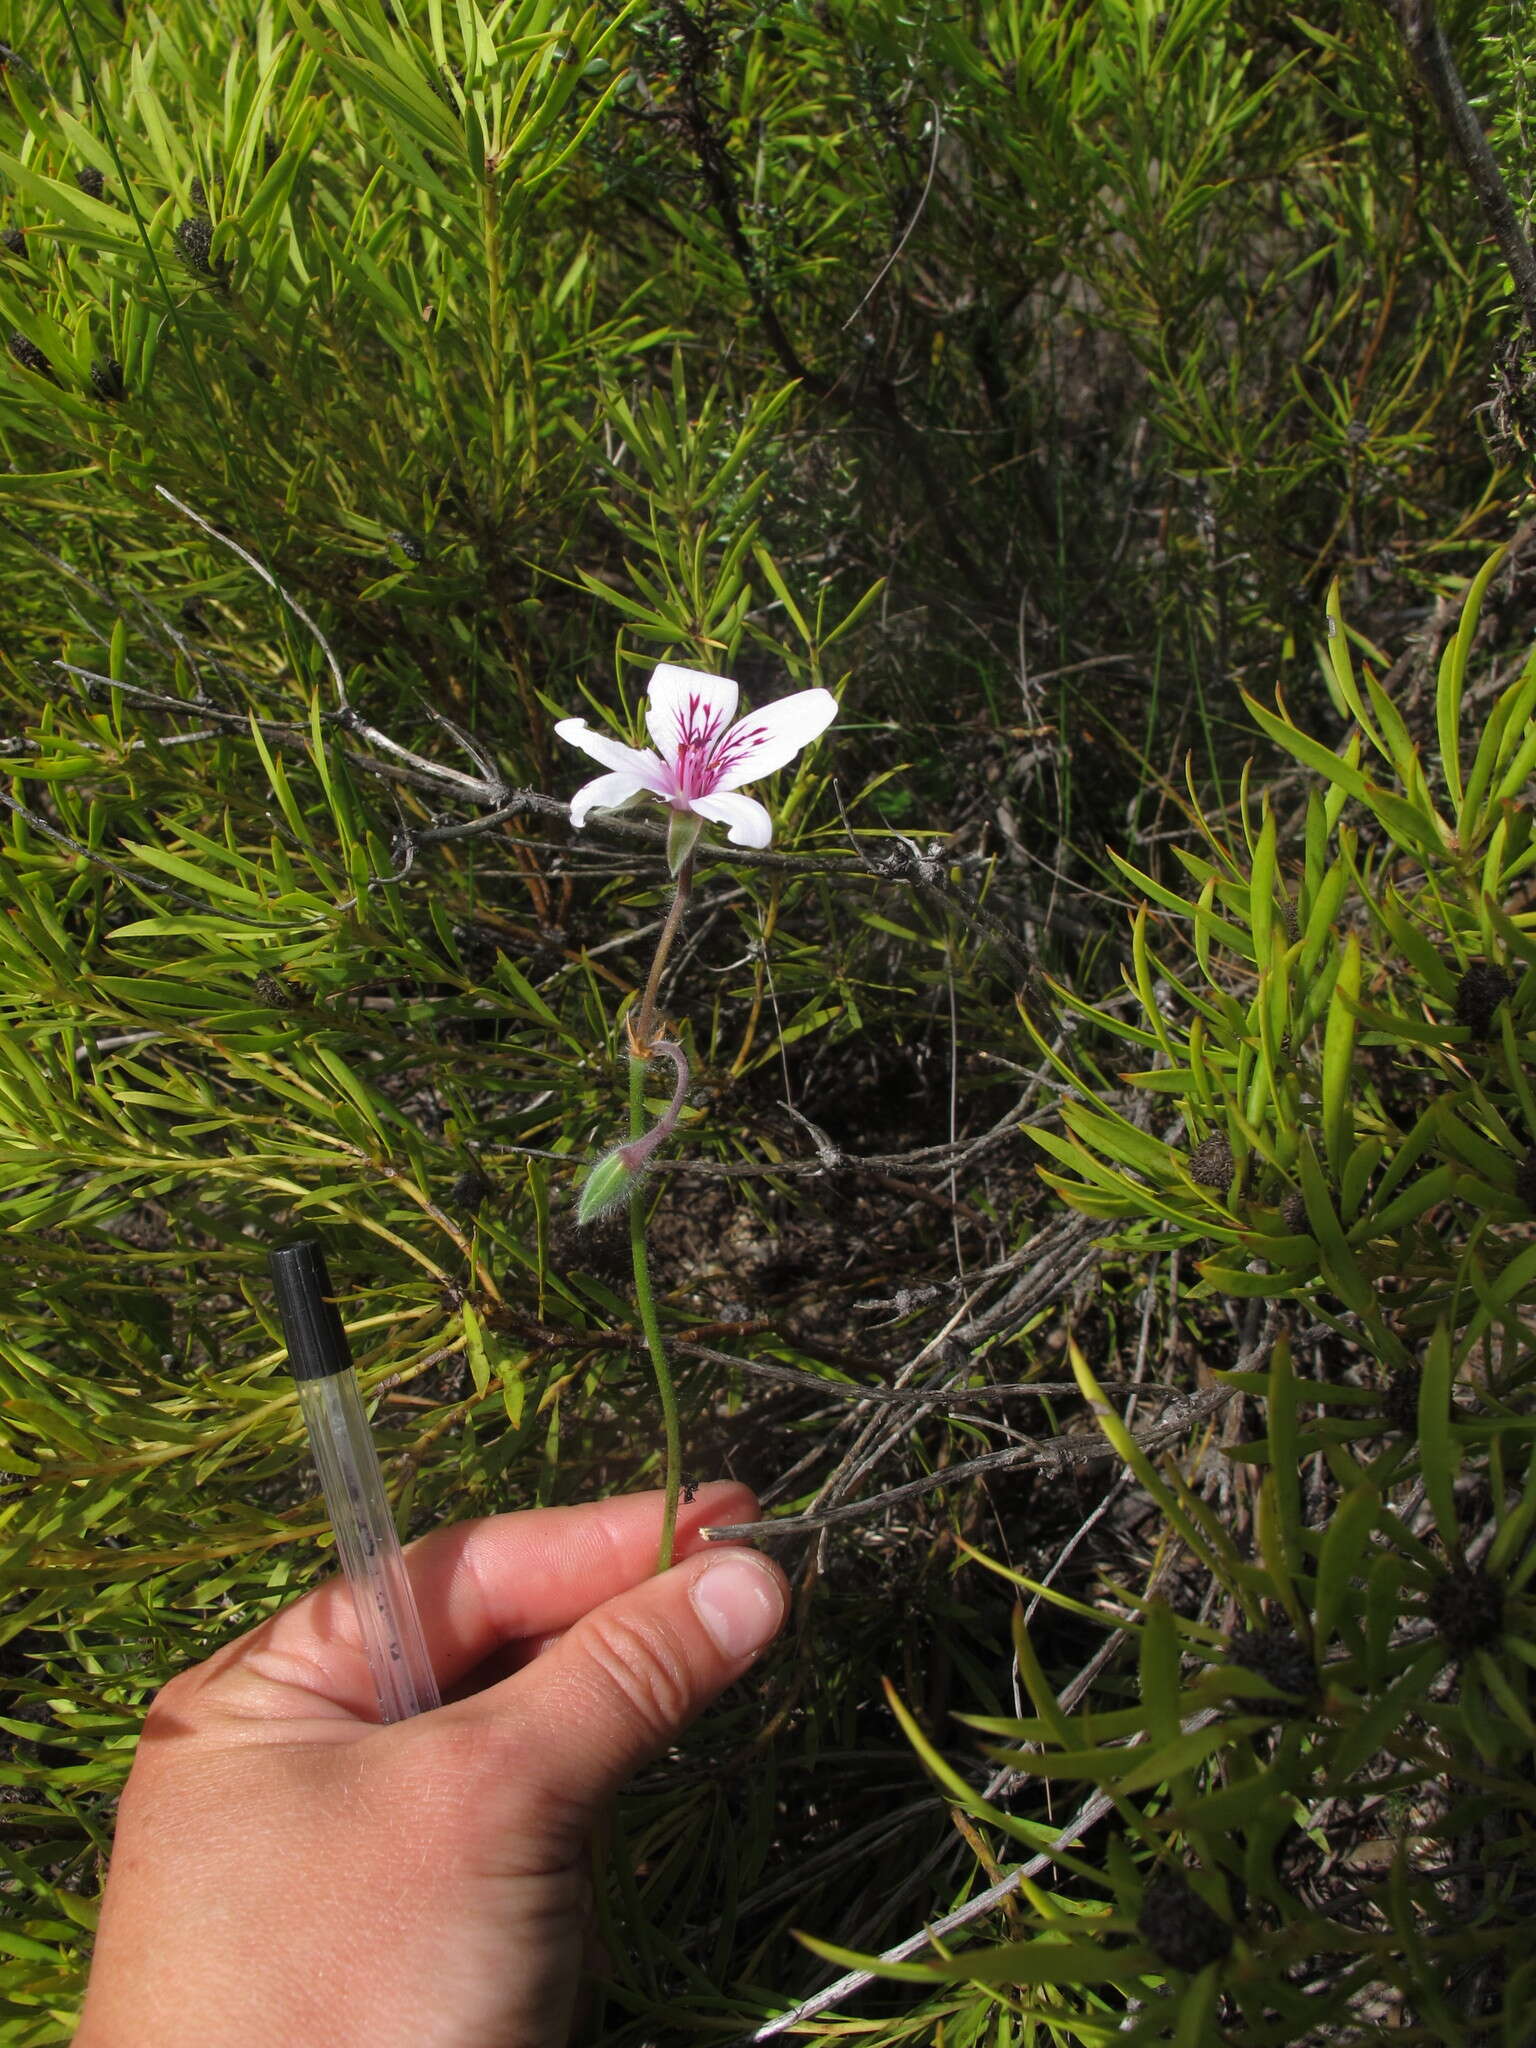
[667,808,703,876]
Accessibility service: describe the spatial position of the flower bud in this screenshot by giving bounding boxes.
[576,1147,640,1226]
[1427,1561,1503,1655]
[1380,1364,1419,1433]
[1227,1620,1316,1717]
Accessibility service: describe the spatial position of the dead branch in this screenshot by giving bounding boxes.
[702,1383,1234,1540]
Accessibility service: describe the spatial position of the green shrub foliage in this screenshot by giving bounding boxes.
[818,560,1536,2041]
[2,0,1535,2039]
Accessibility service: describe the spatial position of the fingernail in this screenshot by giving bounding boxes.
[691,1552,785,1660]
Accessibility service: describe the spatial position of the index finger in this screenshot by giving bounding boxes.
[173,1483,761,1729]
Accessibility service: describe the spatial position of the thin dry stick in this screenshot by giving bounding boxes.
[59,661,548,814]
[790,1216,1103,1509]
[744,1711,1220,2041]
[63,646,1101,929]
[841,99,944,331]
[674,1343,1212,1409]
[153,486,503,801]
[675,1077,1056,1177]
[705,1385,1234,1541]
[731,1217,1099,1524]
[795,1279,1000,1535]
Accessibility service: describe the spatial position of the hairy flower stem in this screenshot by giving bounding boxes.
[629,1050,682,1572]
[617,1039,690,1172]
[632,852,694,1054]
[625,848,696,1572]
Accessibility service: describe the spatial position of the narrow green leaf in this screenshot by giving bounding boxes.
[1266,1332,1304,1580]
[1139,1601,1182,1747]
[1069,1342,1230,1583]
[1313,1482,1379,1651]
[794,1929,1134,1989]
[461,1299,490,1398]
[1417,1325,1459,1546]
[1321,934,1359,1183]
[1439,545,1506,819]
[1010,1606,1075,1747]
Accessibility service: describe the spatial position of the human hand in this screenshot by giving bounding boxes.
[74,1484,787,2048]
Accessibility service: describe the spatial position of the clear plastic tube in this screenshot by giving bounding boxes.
[296,1371,442,1723]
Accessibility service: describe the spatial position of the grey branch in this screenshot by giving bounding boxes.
[677,1341,1211,1410]
[153,486,503,803]
[743,1710,1221,2039]
[703,1384,1234,1540]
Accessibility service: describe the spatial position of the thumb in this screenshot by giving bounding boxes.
[464,1544,788,1848]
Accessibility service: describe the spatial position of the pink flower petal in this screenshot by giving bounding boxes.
[568,769,654,829]
[708,687,839,791]
[555,717,666,782]
[645,663,739,762]
[690,789,774,848]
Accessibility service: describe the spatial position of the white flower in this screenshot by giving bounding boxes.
[555,662,838,849]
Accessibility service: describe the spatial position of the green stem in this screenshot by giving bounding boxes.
[630,1050,682,1571]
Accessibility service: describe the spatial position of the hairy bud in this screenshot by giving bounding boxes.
[1380,1364,1419,1434]
[576,1146,641,1226]
[577,1037,692,1224]
[1228,1620,1316,1717]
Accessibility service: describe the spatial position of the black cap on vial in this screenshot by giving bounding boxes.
[268,1239,352,1382]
